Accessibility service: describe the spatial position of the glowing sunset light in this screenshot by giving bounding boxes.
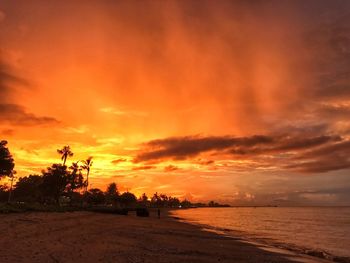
[0,0,350,205]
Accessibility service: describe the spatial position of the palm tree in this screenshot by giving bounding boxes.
[70,161,80,172]
[68,161,84,192]
[82,157,93,192]
[57,146,73,166]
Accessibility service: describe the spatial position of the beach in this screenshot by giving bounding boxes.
[0,211,330,263]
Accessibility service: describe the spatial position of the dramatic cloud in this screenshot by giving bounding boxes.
[135,134,338,160]
[0,0,349,203]
[135,135,274,162]
[0,103,59,126]
[286,140,350,173]
[230,135,341,155]
[135,134,347,173]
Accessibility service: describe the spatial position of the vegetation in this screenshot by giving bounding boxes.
[57,145,74,166]
[82,156,93,193]
[0,140,15,178]
[0,141,229,212]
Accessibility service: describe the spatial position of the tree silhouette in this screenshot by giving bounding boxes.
[139,193,149,207]
[82,156,93,192]
[67,161,84,194]
[119,192,137,208]
[0,140,15,179]
[41,164,69,204]
[181,199,192,208]
[0,143,209,208]
[85,188,105,205]
[57,145,73,166]
[141,193,148,201]
[151,192,162,207]
[149,192,180,207]
[105,182,119,206]
[168,196,180,207]
[0,185,7,202]
[14,174,43,203]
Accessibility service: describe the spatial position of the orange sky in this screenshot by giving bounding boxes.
[1,0,350,205]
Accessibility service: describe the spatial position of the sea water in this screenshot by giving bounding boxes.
[171,207,350,260]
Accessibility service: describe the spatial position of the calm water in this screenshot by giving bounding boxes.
[171,207,350,259]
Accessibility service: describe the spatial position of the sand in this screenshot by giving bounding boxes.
[0,210,330,263]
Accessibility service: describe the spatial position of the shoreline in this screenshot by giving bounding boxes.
[168,211,335,263]
[170,215,338,263]
[169,207,350,263]
[0,210,333,263]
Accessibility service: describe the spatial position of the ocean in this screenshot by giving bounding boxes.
[171,207,350,261]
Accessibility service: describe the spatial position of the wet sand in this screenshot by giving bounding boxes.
[0,211,330,263]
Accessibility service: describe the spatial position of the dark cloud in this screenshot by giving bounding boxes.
[231,135,341,155]
[297,140,350,159]
[316,104,350,120]
[196,159,215,166]
[164,165,179,172]
[275,135,341,151]
[111,158,127,165]
[134,135,273,162]
[286,159,350,173]
[285,140,350,173]
[132,165,156,171]
[0,103,59,126]
[135,134,348,173]
[135,134,338,161]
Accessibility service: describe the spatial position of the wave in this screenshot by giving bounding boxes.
[172,215,350,263]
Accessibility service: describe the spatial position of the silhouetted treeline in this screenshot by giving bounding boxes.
[0,141,229,208]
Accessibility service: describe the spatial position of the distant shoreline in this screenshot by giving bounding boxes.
[175,205,350,208]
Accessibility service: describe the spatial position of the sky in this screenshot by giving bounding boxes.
[0,0,350,205]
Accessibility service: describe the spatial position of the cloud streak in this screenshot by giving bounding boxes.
[135,135,274,162]
[286,140,350,173]
[135,134,347,173]
[111,158,127,165]
[0,104,59,126]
